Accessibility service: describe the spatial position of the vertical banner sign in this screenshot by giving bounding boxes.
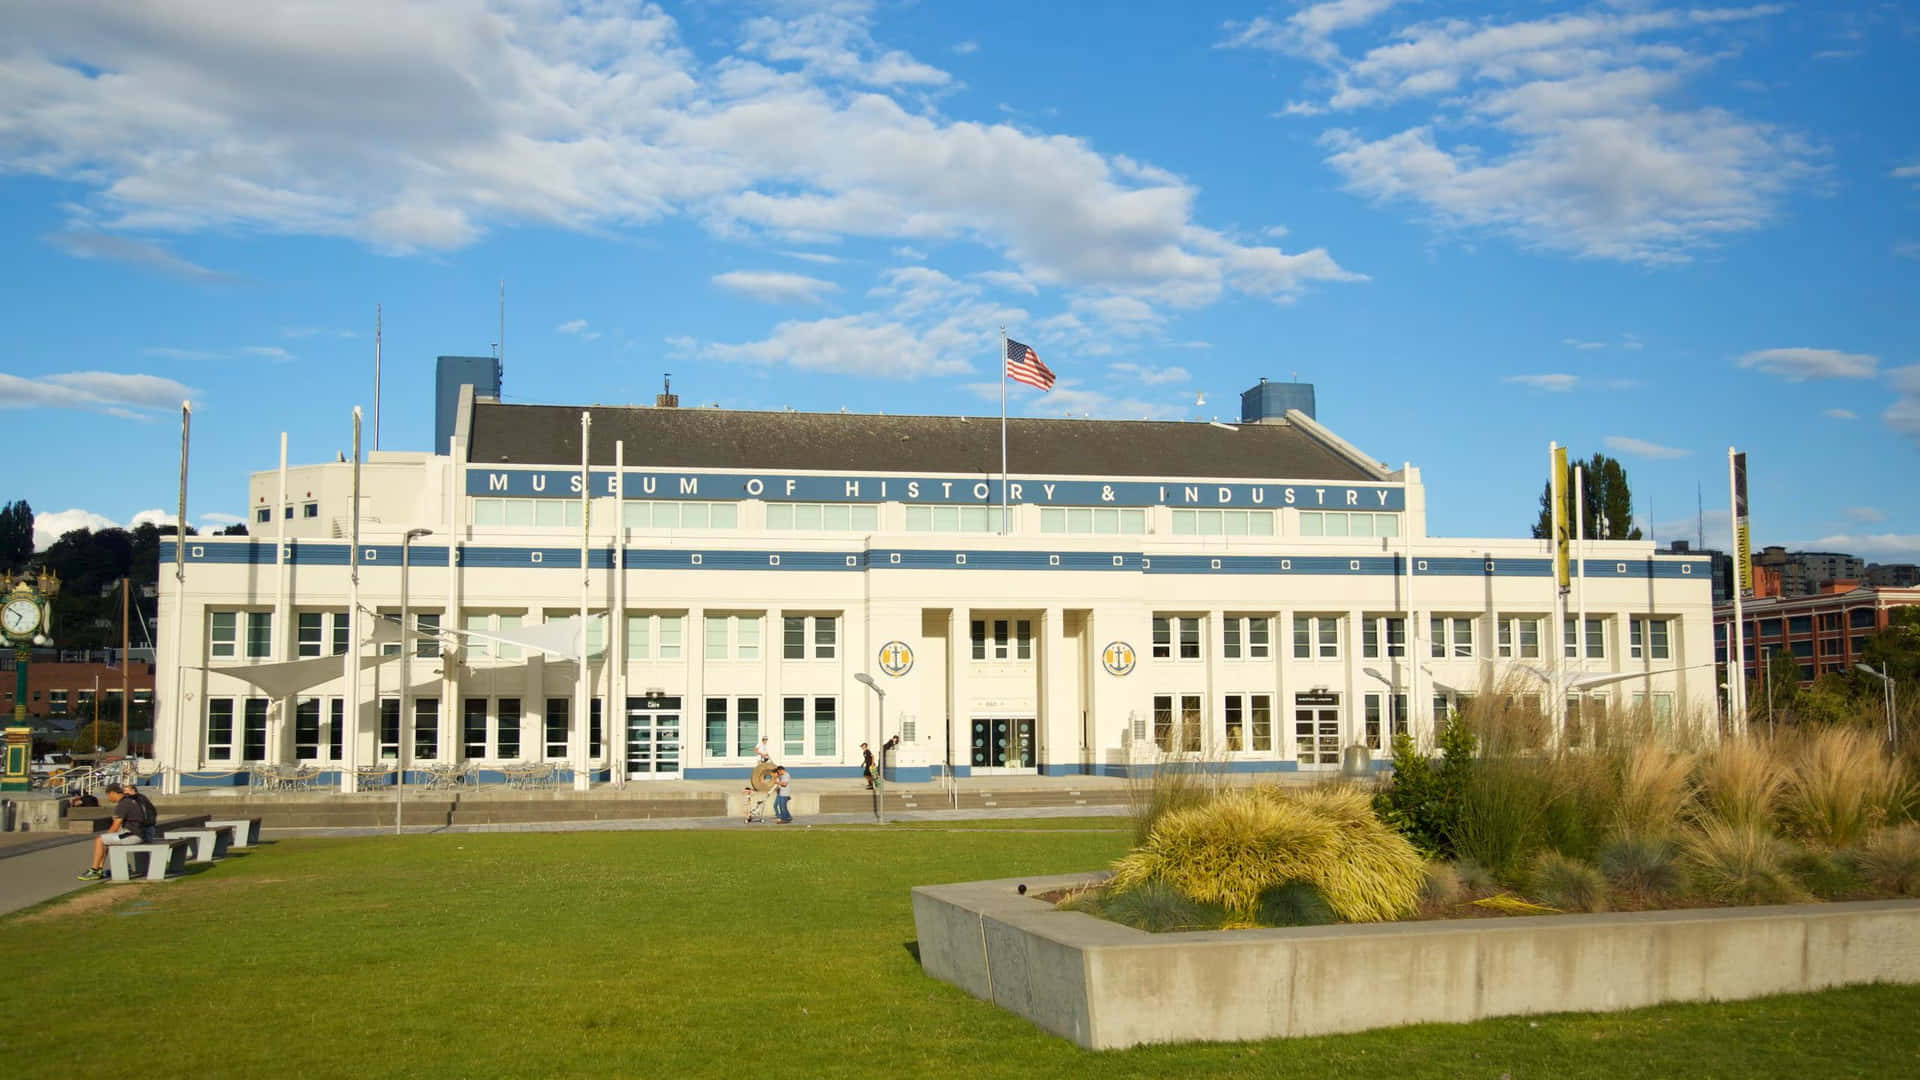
[1733,452,1752,594]
[1551,444,1571,589]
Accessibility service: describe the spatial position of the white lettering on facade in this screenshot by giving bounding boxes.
[1009,483,1023,501]
[1218,486,1232,504]
[1101,485,1115,502]
[941,482,953,498]
[569,474,583,494]
[604,474,619,495]
[489,473,509,492]
[1284,487,1296,505]
[845,480,860,497]
[1250,488,1265,505]
[785,479,797,496]
[1158,486,1166,502]
[1045,484,1057,500]
[1183,486,1199,503]
[531,475,547,493]
[679,477,698,496]
[745,478,764,496]
[1377,490,1390,506]
[1314,488,1325,505]
[972,482,989,500]
[907,481,920,499]
[1346,489,1359,506]
[879,481,887,498]
[641,477,657,495]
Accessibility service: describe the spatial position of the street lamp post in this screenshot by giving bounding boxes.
[396,527,433,835]
[853,672,886,824]
[1856,664,1898,747]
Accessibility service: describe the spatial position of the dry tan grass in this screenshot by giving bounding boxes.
[1696,737,1790,833]
[1613,743,1697,843]
[1784,727,1907,849]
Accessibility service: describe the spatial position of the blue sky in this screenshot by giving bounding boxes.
[3,0,1916,560]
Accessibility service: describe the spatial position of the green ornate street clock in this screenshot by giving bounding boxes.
[2,568,59,792]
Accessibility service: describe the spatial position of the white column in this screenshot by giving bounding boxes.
[949,607,971,777]
[1040,606,1072,774]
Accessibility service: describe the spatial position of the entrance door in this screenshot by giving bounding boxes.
[626,696,682,779]
[969,717,1036,770]
[1293,691,1341,768]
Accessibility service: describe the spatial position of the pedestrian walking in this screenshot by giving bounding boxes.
[860,743,875,790]
[773,766,793,824]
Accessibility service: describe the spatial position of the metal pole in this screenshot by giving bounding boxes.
[575,411,591,792]
[1765,649,1774,737]
[344,407,361,793]
[166,401,190,795]
[999,327,1008,536]
[373,304,383,453]
[875,686,886,826]
[1727,448,1747,734]
[613,439,626,788]
[397,536,410,835]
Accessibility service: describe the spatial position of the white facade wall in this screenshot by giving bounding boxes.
[156,449,1716,789]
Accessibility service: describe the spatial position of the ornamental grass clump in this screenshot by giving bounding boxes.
[1108,784,1424,924]
[1684,820,1805,906]
[1784,727,1908,849]
[1527,852,1609,913]
[1597,835,1682,900]
[1857,824,1920,896]
[1696,737,1789,834]
[1613,744,1696,844]
[1096,880,1233,933]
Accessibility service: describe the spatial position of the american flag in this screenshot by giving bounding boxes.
[1004,338,1055,391]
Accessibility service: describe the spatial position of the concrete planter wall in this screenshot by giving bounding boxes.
[911,874,1920,1050]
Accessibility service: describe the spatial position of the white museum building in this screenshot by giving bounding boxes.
[151,370,1715,792]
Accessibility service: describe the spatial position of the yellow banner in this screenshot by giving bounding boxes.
[1552,445,1570,589]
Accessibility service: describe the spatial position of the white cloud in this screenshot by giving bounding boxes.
[953,41,978,56]
[1892,162,1920,188]
[973,270,1037,295]
[1110,362,1191,386]
[0,371,194,416]
[1736,347,1878,381]
[1842,506,1886,524]
[1503,373,1579,391]
[713,270,841,305]
[143,347,221,361]
[965,378,1187,420]
[1788,533,1920,562]
[891,246,927,261]
[1621,333,1644,350]
[45,230,238,282]
[777,250,844,265]
[33,508,118,548]
[1822,407,1857,420]
[242,345,294,363]
[555,319,601,341]
[1604,435,1689,459]
[1563,338,1604,350]
[198,511,243,525]
[0,2,1360,309]
[127,508,179,530]
[1232,5,1818,263]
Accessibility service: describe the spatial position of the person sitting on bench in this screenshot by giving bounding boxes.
[77,783,151,882]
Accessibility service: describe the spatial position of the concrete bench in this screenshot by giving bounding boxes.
[106,838,193,883]
[158,825,233,863]
[205,818,262,848]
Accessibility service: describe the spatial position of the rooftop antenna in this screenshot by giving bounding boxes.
[1697,482,1705,550]
[372,303,382,453]
[498,279,505,364]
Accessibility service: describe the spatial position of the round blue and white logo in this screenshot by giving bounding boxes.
[1101,641,1136,676]
[877,640,915,677]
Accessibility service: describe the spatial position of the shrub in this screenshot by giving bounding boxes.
[1857,824,1920,896]
[1783,845,1865,900]
[1784,728,1905,849]
[1110,785,1425,923]
[1419,861,1464,907]
[1684,820,1805,905]
[1099,881,1232,933]
[1528,852,1609,912]
[1613,744,1696,843]
[1597,835,1682,899]
[1373,714,1476,858]
[1696,737,1789,833]
[1541,752,1619,862]
[1126,745,1233,846]
[1449,755,1555,883]
[1451,858,1497,895]
[1255,881,1339,927]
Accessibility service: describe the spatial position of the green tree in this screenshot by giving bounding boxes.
[0,498,31,569]
[1533,453,1643,541]
[217,522,249,536]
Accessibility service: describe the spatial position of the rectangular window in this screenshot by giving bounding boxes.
[1564,618,1607,659]
[783,696,806,758]
[1497,616,1542,659]
[415,613,440,658]
[1221,616,1272,660]
[1222,694,1273,752]
[245,612,272,659]
[206,698,234,761]
[706,617,729,660]
[1151,694,1204,752]
[814,697,836,757]
[971,620,987,660]
[1362,616,1407,659]
[1293,615,1340,659]
[705,615,759,660]
[1178,617,1199,660]
[295,698,321,760]
[329,698,343,761]
[497,615,522,660]
[904,505,996,533]
[297,612,324,658]
[465,615,491,659]
[1154,615,1200,660]
[1297,511,1400,538]
[1017,619,1033,661]
[242,698,269,762]
[1038,507,1147,534]
[303,502,318,518]
[331,612,349,656]
[543,610,604,657]
[780,616,838,660]
[1224,618,1241,659]
[620,500,739,530]
[814,617,836,659]
[209,611,237,658]
[1170,509,1276,536]
[1152,616,1171,659]
[737,618,759,660]
[1363,694,1402,752]
[706,698,728,758]
[994,619,1009,660]
[545,699,569,760]
[735,698,760,757]
[464,699,488,760]
[784,617,806,660]
[1630,617,1672,660]
[497,698,521,760]
[414,699,438,760]
[49,689,67,717]
[658,614,681,659]
[379,698,400,760]
[1431,615,1476,658]
[762,502,878,531]
[590,698,602,759]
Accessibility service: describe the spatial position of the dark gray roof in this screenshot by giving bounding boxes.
[467,403,1383,482]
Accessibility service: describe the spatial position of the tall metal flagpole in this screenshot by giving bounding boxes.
[373,305,382,453]
[575,410,592,791]
[999,328,1009,535]
[1727,448,1747,734]
[343,408,362,792]
[166,401,190,795]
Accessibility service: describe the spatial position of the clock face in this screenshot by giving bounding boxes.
[2,597,40,636]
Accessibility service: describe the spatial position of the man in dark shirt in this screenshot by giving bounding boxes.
[77,783,148,881]
[860,743,875,790]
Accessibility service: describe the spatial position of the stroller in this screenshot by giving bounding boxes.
[742,761,778,824]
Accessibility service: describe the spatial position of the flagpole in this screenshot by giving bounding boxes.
[1000,326,1009,536]
[1727,447,1747,735]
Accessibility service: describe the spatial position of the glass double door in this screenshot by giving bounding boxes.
[1293,692,1342,768]
[970,717,1035,770]
[626,696,681,779]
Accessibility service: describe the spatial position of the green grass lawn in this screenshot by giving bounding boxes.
[3,821,1916,1079]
